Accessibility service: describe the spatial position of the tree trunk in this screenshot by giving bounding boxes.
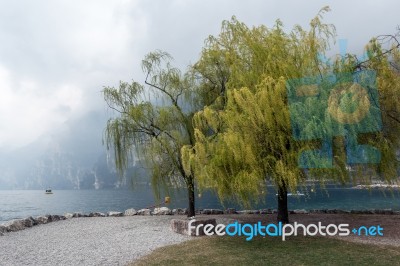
[187,177,195,217]
[277,181,289,224]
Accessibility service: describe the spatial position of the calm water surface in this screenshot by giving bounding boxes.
[1,185,400,222]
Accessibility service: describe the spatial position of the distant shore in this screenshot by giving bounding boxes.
[352,184,400,189]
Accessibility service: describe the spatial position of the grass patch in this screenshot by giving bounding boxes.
[133,236,400,266]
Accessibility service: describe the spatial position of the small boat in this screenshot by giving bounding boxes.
[45,188,53,194]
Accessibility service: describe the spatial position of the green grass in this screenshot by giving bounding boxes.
[133,236,400,266]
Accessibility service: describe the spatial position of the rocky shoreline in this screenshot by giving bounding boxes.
[1,206,399,236]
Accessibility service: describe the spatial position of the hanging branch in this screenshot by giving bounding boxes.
[354,32,400,71]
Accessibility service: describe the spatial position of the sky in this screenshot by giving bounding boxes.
[0,0,399,151]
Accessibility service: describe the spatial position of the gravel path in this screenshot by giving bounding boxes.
[0,216,191,266]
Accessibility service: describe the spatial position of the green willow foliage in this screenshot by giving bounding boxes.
[182,7,400,207]
[103,51,201,214]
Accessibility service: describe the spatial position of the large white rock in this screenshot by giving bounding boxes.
[91,212,106,217]
[0,225,7,235]
[64,213,73,219]
[236,210,260,214]
[172,208,187,215]
[137,209,152,216]
[107,211,123,217]
[6,220,26,232]
[293,209,308,214]
[124,208,137,216]
[49,215,63,221]
[153,207,172,215]
[35,216,49,224]
[22,217,35,227]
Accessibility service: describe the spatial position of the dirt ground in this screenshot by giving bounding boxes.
[197,213,400,247]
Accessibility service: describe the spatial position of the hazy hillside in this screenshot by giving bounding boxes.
[0,111,148,190]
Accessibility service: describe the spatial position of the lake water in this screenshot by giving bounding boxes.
[1,185,400,222]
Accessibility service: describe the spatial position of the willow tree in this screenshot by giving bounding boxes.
[182,8,400,223]
[104,51,208,217]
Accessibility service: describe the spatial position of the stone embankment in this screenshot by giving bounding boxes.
[1,207,399,235]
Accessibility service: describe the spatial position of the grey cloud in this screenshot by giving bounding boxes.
[0,1,398,184]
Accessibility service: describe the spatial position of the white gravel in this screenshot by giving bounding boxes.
[0,216,192,266]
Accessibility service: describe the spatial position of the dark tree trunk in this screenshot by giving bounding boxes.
[187,177,195,217]
[277,181,289,224]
